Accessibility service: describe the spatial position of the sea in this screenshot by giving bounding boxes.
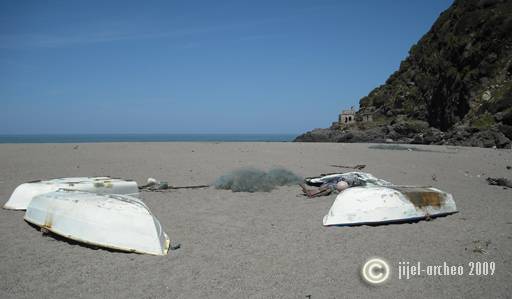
[0,134,297,144]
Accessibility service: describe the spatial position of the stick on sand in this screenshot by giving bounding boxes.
[329,164,366,170]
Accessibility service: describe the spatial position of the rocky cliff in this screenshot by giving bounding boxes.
[295,0,512,148]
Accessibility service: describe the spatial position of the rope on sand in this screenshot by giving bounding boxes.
[139,177,209,192]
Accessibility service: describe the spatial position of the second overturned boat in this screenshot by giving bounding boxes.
[3,177,139,210]
[24,190,170,255]
[307,172,458,226]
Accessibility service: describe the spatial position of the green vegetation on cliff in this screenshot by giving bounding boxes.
[360,0,512,130]
[296,0,512,148]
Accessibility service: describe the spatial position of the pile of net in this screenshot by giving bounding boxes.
[214,167,302,192]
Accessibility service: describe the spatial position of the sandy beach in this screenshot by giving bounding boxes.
[0,142,510,298]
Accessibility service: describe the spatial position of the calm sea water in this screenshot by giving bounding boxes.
[0,134,297,143]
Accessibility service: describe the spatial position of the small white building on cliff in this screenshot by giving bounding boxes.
[337,106,374,128]
[339,107,355,126]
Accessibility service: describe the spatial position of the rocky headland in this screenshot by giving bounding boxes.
[295,0,512,148]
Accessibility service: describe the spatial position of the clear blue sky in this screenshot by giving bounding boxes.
[0,0,453,135]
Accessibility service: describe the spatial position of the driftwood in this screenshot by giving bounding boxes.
[329,164,366,170]
[167,185,210,189]
[299,183,334,198]
[139,184,210,192]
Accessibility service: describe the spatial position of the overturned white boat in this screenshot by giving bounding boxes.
[24,190,170,255]
[4,177,139,210]
[311,172,458,226]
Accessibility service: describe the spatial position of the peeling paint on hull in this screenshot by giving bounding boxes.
[323,186,457,226]
[316,172,458,226]
[24,190,170,255]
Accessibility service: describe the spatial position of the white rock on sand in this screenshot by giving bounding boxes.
[0,142,510,298]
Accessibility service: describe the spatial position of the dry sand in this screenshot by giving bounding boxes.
[0,142,511,298]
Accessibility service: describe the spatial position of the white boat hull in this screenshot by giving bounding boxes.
[323,186,457,226]
[24,190,170,255]
[4,177,139,210]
